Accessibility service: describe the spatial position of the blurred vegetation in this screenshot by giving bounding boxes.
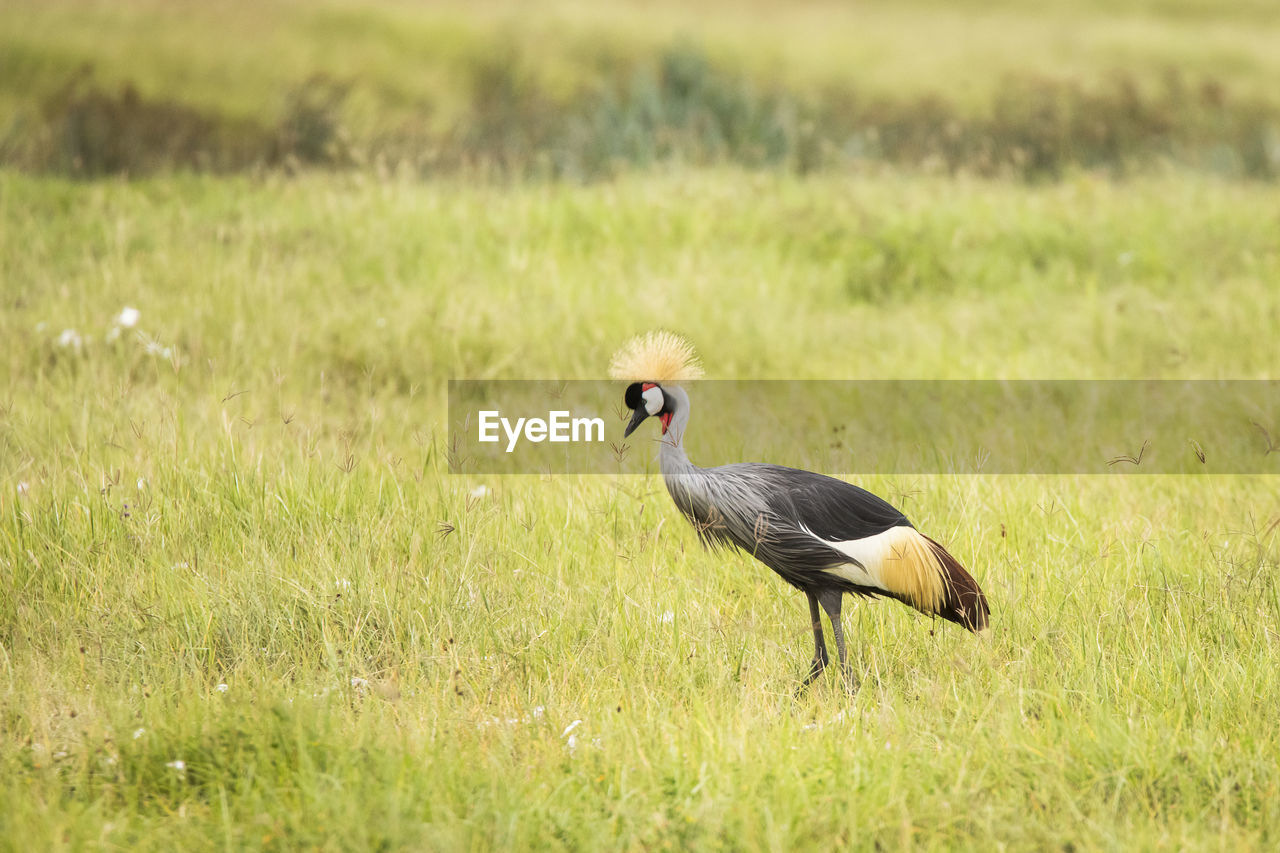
[2,0,1279,179]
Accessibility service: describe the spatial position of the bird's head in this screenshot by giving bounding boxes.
[609,331,703,439]
[623,382,674,437]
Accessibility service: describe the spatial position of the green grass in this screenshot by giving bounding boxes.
[2,169,1279,849]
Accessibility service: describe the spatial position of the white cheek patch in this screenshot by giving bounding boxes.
[642,386,664,416]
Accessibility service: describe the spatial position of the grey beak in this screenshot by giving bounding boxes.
[623,407,650,438]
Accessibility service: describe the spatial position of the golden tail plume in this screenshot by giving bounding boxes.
[873,527,990,632]
[921,533,990,631]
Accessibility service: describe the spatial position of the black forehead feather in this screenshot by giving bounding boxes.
[624,382,644,409]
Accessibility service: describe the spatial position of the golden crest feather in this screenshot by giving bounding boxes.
[609,331,704,382]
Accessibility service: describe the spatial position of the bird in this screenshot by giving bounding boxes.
[611,331,989,686]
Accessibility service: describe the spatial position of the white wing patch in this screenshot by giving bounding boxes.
[800,523,946,613]
[800,524,899,592]
[820,562,883,589]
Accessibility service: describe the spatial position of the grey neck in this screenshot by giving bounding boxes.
[658,384,697,478]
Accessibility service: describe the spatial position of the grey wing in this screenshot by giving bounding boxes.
[748,464,912,540]
[683,464,908,591]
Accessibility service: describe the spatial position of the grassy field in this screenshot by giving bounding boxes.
[4,1,1280,850]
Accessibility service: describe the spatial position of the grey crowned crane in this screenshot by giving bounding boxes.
[612,332,989,685]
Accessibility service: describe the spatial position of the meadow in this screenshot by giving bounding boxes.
[3,1,1280,849]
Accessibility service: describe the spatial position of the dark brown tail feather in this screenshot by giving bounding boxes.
[924,534,990,632]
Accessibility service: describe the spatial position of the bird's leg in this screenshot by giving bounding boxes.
[802,591,828,685]
[818,590,857,690]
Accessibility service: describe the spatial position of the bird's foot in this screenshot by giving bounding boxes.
[800,657,827,689]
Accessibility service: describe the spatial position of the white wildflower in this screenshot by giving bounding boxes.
[334,578,351,591]
[215,683,229,693]
[660,610,675,624]
[350,677,370,692]
[137,478,146,490]
[16,482,29,497]
[116,306,140,328]
[57,329,83,350]
[165,760,185,771]
[132,728,146,739]
[531,706,545,720]
[469,485,490,498]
